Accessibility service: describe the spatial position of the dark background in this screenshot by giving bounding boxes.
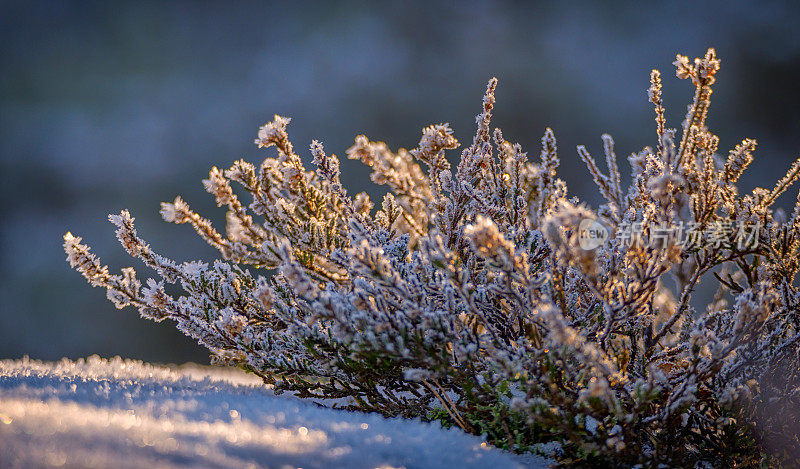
[3,0,800,364]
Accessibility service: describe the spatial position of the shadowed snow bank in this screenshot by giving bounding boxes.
[0,356,549,468]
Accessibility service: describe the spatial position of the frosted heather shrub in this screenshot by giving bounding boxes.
[66,49,800,466]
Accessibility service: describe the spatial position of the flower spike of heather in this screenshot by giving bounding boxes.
[65,49,800,466]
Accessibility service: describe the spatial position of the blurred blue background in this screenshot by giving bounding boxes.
[3,0,800,364]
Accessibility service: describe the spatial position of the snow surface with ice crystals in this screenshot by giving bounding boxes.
[0,356,549,468]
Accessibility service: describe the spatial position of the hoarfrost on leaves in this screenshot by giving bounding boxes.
[66,48,800,466]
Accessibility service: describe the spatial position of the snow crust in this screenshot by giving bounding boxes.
[0,356,549,468]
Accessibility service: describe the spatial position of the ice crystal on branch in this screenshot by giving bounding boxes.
[65,49,800,466]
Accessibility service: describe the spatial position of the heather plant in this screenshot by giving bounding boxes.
[65,49,800,466]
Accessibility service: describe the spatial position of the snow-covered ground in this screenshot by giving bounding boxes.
[0,356,550,468]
